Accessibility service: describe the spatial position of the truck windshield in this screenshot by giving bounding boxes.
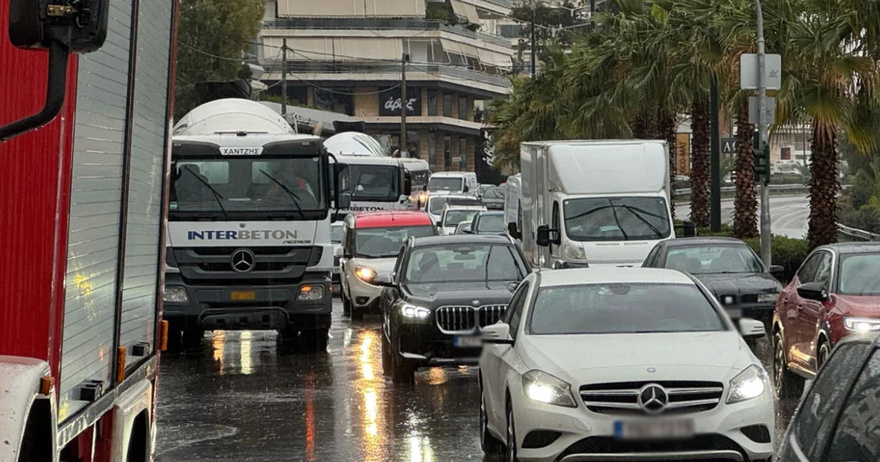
[563,197,671,241]
[169,156,326,215]
[428,177,463,192]
[340,164,399,202]
[355,226,435,258]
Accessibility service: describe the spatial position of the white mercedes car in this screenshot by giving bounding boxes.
[479,268,774,462]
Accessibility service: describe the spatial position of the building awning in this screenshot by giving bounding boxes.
[476,48,512,68]
[440,39,477,59]
[277,0,425,17]
[263,37,404,61]
[450,0,481,24]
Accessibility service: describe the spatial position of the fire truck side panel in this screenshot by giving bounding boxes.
[118,0,174,357]
[0,10,78,375]
[59,0,135,421]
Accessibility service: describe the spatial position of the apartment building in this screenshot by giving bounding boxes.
[258,0,515,173]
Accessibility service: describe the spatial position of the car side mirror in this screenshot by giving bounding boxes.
[374,273,394,287]
[482,323,513,345]
[769,265,784,281]
[797,282,828,301]
[738,318,766,339]
[551,260,570,269]
[2,0,110,141]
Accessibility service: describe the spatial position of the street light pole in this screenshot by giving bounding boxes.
[755,0,771,265]
[530,2,537,77]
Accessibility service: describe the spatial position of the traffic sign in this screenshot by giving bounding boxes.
[749,96,776,125]
[740,54,782,90]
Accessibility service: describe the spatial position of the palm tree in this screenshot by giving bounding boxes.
[772,0,880,248]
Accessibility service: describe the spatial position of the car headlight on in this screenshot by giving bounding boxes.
[522,370,577,408]
[298,285,325,301]
[163,286,189,303]
[355,266,377,283]
[562,242,586,261]
[401,304,430,319]
[756,293,779,303]
[727,365,768,404]
[844,317,880,333]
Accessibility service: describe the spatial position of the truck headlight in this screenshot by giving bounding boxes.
[355,266,377,283]
[562,242,586,261]
[164,287,189,303]
[401,304,430,319]
[298,285,325,301]
[522,370,577,408]
[844,317,880,333]
[726,365,767,404]
[756,293,779,303]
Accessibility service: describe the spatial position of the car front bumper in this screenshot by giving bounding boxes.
[345,271,384,313]
[508,380,775,462]
[395,321,482,367]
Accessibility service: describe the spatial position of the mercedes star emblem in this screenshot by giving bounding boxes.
[638,384,669,414]
[230,248,256,273]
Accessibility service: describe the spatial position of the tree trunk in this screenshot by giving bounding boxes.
[690,97,710,228]
[632,113,651,139]
[808,121,839,249]
[657,111,677,221]
[733,101,758,239]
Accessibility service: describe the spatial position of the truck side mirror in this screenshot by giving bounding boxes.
[682,220,697,238]
[2,0,111,141]
[507,222,521,240]
[536,225,551,247]
[337,193,352,210]
[403,176,413,196]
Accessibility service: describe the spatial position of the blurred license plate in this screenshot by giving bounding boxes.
[725,308,742,318]
[230,291,256,301]
[614,419,694,440]
[454,336,482,348]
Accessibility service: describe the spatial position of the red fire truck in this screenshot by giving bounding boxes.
[0,1,178,460]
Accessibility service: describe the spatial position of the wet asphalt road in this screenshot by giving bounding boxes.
[155,294,800,462]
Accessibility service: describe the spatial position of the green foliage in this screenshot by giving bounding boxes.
[839,203,880,234]
[175,0,264,119]
[509,1,587,49]
[426,2,457,23]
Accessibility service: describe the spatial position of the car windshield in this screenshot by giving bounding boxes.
[445,209,481,227]
[563,197,671,241]
[428,197,449,215]
[475,214,505,234]
[355,226,434,258]
[404,244,528,283]
[528,283,725,335]
[839,254,880,295]
[339,164,399,202]
[482,187,504,199]
[170,156,326,214]
[428,177,464,192]
[665,245,764,274]
[330,225,343,244]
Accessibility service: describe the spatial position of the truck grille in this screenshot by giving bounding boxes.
[579,381,724,415]
[173,246,321,282]
[435,304,508,334]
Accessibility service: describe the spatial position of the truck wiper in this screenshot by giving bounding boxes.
[182,165,229,220]
[608,201,630,240]
[259,169,305,219]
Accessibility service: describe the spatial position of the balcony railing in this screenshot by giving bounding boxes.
[261,60,512,89]
[262,18,512,48]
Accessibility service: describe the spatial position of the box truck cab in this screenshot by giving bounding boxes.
[333,154,412,215]
[519,140,680,269]
[427,171,478,197]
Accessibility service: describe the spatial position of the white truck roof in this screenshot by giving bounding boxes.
[431,171,475,177]
[324,132,385,157]
[523,140,668,195]
[172,98,295,136]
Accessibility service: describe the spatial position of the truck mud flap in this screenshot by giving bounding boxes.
[199,308,289,330]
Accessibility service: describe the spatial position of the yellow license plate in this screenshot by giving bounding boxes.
[230,291,256,301]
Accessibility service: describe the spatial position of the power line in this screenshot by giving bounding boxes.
[179,41,252,62]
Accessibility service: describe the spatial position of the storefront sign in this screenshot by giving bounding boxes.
[379,87,422,116]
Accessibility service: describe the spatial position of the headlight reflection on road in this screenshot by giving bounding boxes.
[212,331,226,374]
[409,435,434,462]
[357,330,383,459]
[211,331,255,375]
[240,331,253,375]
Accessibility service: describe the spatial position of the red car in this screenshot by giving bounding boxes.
[773,242,880,397]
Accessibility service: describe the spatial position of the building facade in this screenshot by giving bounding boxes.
[258,0,514,173]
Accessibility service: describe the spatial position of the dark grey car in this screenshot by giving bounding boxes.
[642,237,784,331]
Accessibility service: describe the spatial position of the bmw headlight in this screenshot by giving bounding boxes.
[756,293,779,303]
[522,370,577,408]
[727,365,768,404]
[401,304,430,319]
[844,317,880,333]
[355,266,377,283]
[163,286,189,303]
[562,242,586,262]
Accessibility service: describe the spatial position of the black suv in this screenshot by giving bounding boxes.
[376,235,530,383]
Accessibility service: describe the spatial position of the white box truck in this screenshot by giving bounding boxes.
[516,140,692,268]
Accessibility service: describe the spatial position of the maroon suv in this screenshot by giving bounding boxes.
[773,242,880,398]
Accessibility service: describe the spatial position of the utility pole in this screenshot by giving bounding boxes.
[755,0,771,265]
[281,38,288,118]
[530,2,536,77]
[590,0,596,25]
[400,52,409,157]
[710,76,721,231]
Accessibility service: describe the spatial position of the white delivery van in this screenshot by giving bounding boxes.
[517,140,690,269]
[426,171,478,196]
